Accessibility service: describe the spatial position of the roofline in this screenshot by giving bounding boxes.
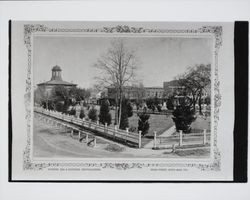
[107,86,163,89]
[145,87,164,89]
[37,83,77,86]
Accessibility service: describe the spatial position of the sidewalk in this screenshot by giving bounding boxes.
[143,125,176,149]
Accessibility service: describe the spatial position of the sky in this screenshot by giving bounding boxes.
[33,35,212,88]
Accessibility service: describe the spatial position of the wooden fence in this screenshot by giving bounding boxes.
[153,129,211,149]
[35,113,98,147]
[34,107,142,148]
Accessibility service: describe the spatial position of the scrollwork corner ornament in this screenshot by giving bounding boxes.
[199,26,222,49]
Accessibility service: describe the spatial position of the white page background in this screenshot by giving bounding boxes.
[0,0,249,200]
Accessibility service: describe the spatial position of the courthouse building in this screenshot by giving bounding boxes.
[37,65,77,95]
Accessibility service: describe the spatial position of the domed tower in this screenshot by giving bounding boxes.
[51,65,62,81]
[37,65,77,98]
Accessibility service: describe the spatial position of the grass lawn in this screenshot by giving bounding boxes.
[191,116,211,132]
[107,110,174,136]
[128,113,174,136]
[83,106,174,135]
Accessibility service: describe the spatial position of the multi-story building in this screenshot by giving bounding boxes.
[163,80,185,98]
[103,86,164,104]
[144,87,164,99]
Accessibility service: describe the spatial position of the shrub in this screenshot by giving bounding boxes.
[79,109,85,119]
[172,104,196,133]
[156,105,162,112]
[62,103,69,114]
[151,105,156,112]
[138,112,150,137]
[129,126,137,133]
[88,107,97,122]
[167,97,174,110]
[146,98,154,110]
[119,99,129,130]
[126,101,133,118]
[99,100,112,125]
[119,110,129,130]
[55,102,64,112]
[69,108,76,116]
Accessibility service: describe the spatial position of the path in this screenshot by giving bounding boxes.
[33,116,179,158]
[143,125,176,149]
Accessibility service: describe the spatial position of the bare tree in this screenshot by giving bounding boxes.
[94,39,139,127]
[176,64,211,113]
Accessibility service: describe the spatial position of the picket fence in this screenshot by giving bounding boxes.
[34,107,142,148]
[153,129,211,149]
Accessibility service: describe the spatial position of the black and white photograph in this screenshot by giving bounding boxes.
[1,1,249,200]
[33,31,212,159]
[10,21,235,181]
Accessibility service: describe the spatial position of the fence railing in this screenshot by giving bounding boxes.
[34,107,142,148]
[35,113,98,147]
[153,129,210,149]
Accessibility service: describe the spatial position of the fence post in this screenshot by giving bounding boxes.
[105,123,108,133]
[154,131,157,149]
[203,129,207,145]
[97,120,99,125]
[179,130,183,146]
[138,131,142,148]
[78,131,81,140]
[71,129,73,137]
[86,133,88,143]
[172,144,176,153]
[126,128,129,142]
[94,137,96,147]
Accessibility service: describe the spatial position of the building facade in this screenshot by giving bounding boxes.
[145,87,164,99]
[103,86,164,104]
[37,65,77,96]
[163,80,185,98]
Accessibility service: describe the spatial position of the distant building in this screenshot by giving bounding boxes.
[106,86,139,100]
[163,79,211,108]
[144,87,164,99]
[163,80,185,98]
[105,86,164,104]
[37,65,77,96]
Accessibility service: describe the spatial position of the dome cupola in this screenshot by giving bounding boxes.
[51,65,62,81]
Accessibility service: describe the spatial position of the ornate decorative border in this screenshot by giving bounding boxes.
[23,24,222,172]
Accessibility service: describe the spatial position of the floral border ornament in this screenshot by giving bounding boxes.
[23,24,222,172]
